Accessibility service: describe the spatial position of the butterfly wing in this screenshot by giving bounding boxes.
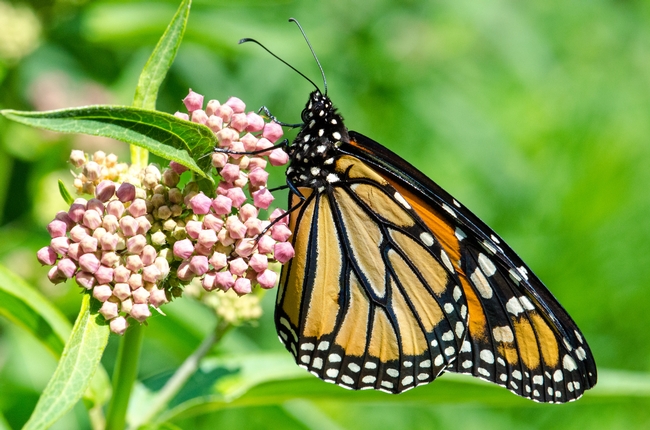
[276,153,468,393]
[342,130,597,403]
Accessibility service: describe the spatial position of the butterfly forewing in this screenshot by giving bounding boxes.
[342,131,597,402]
[276,153,468,393]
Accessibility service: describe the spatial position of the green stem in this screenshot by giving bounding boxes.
[105,323,144,430]
[130,145,149,169]
[129,320,231,429]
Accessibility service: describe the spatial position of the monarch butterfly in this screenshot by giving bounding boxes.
[251,20,597,403]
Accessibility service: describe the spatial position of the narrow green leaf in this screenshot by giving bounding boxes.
[58,179,74,205]
[1,106,217,179]
[23,295,110,430]
[134,0,191,110]
[0,265,111,415]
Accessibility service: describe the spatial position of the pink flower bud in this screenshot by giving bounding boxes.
[68,199,87,223]
[257,235,276,254]
[262,121,283,143]
[126,255,143,272]
[185,220,203,239]
[174,111,189,121]
[217,228,235,246]
[206,99,221,116]
[176,260,195,282]
[113,283,131,300]
[257,269,278,289]
[229,113,248,132]
[114,266,131,283]
[189,192,212,215]
[79,253,100,273]
[128,199,147,218]
[154,257,170,279]
[162,169,180,188]
[101,252,119,267]
[47,220,67,238]
[248,168,269,188]
[132,287,150,304]
[173,238,194,259]
[87,198,105,215]
[119,216,138,237]
[55,211,75,230]
[203,214,224,231]
[226,187,247,208]
[83,161,101,181]
[214,104,234,123]
[274,242,295,264]
[116,183,136,203]
[244,217,263,236]
[241,133,259,151]
[197,229,218,248]
[249,253,268,273]
[207,115,224,132]
[121,298,133,314]
[68,225,88,243]
[130,303,151,322]
[157,206,172,220]
[216,181,232,195]
[248,157,267,170]
[269,148,289,166]
[37,246,58,265]
[136,216,152,235]
[271,224,292,242]
[75,271,96,289]
[211,195,232,215]
[95,265,114,284]
[57,258,77,278]
[189,255,209,275]
[80,236,98,253]
[229,257,248,276]
[93,284,113,302]
[253,188,274,210]
[149,287,168,307]
[69,149,86,167]
[128,273,143,290]
[127,235,147,254]
[110,316,129,335]
[142,264,161,282]
[107,201,126,219]
[220,163,240,182]
[141,245,157,266]
[215,271,235,291]
[239,204,258,222]
[50,236,70,255]
[202,271,217,291]
[95,180,116,202]
[169,161,189,175]
[209,252,227,271]
[100,301,119,320]
[235,238,256,257]
[82,210,102,230]
[225,96,246,113]
[192,109,208,125]
[226,216,247,239]
[255,137,273,155]
[92,227,107,242]
[102,214,119,233]
[233,278,252,295]
[270,208,288,225]
[212,152,228,168]
[100,232,118,251]
[183,89,204,112]
[48,266,66,284]
[245,112,265,132]
[67,243,81,260]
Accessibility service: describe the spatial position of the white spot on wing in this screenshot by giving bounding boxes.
[386,368,399,378]
[420,360,431,368]
[455,228,467,241]
[402,376,414,386]
[470,267,493,299]
[420,232,434,246]
[434,355,444,366]
[480,350,494,364]
[506,297,524,316]
[328,353,342,363]
[478,253,497,276]
[442,203,457,218]
[365,362,377,369]
[301,343,315,351]
[492,326,514,343]
[362,375,376,384]
[326,368,339,378]
[341,375,354,385]
[348,363,361,373]
[442,330,454,341]
[453,285,462,301]
[318,341,330,350]
[313,358,323,369]
[394,192,411,209]
[455,321,464,338]
[441,251,454,273]
[519,296,535,311]
[563,355,578,371]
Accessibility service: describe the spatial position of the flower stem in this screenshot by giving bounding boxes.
[129,320,231,429]
[130,146,149,170]
[105,323,144,430]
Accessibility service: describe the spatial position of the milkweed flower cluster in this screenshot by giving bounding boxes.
[36,90,295,334]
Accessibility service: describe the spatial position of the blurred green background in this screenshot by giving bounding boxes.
[1,0,649,428]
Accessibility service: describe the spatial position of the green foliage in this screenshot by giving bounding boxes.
[1,0,650,429]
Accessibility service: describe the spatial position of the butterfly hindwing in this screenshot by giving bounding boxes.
[276,153,468,393]
[342,130,597,402]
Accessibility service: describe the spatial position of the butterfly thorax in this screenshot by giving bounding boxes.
[286,91,349,189]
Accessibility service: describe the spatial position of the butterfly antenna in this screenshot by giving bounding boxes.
[289,18,327,95]
[239,38,320,92]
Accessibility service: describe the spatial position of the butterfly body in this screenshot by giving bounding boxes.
[275,90,597,402]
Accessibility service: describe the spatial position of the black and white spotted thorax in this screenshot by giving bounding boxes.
[286,91,349,189]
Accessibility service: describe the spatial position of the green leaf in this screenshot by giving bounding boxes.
[58,179,74,205]
[1,106,217,179]
[23,295,110,430]
[133,0,191,110]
